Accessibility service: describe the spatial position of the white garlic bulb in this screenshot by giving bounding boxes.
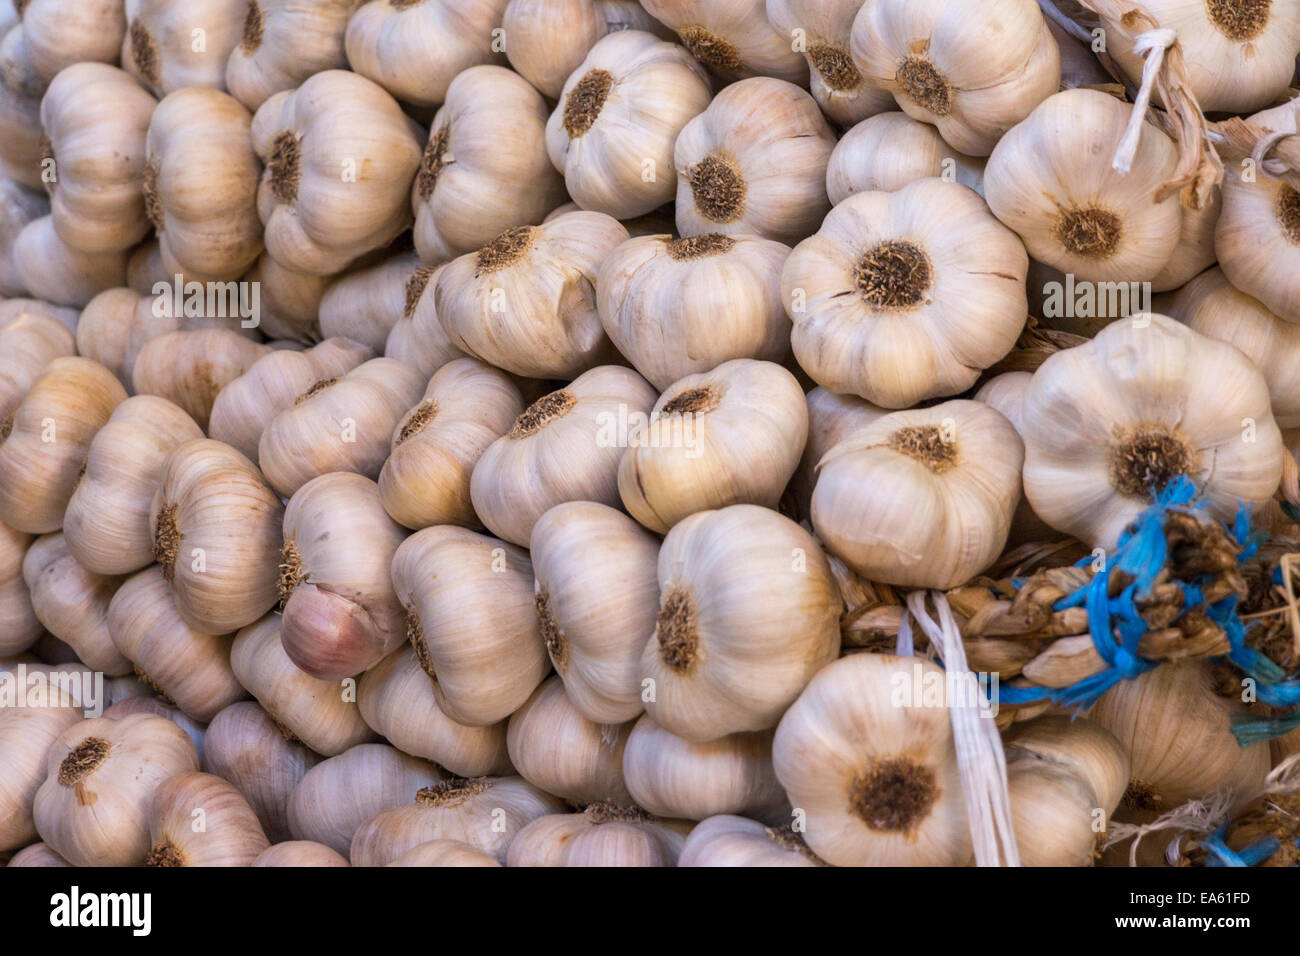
[506,803,692,866]
[678,814,824,866]
[641,0,805,84]
[826,112,985,204]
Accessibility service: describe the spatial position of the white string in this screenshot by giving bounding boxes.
[1111,28,1176,175]
[896,610,914,658]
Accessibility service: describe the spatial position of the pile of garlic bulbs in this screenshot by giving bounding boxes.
[2,0,1300,869]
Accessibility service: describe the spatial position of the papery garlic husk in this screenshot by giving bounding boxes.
[22,533,127,675]
[150,438,285,633]
[279,473,409,679]
[984,89,1182,284]
[641,504,840,742]
[287,743,444,857]
[507,802,692,867]
[506,676,633,805]
[241,252,331,342]
[530,501,659,725]
[126,237,167,293]
[69,289,138,386]
[773,653,972,866]
[33,712,199,866]
[678,814,825,866]
[1045,17,1112,90]
[13,0,126,84]
[252,70,421,275]
[641,0,805,84]
[6,842,72,867]
[546,31,710,220]
[813,400,1024,589]
[415,65,566,262]
[471,366,657,546]
[63,395,204,575]
[0,179,50,294]
[850,0,1060,156]
[383,263,468,375]
[0,701,81,851]
[378,357,523,530]
[123,0,245,95]
[203,700,322,844]
[971,371,1060,546]
[826,112,985,205]
[145,771,269,866]
[673,77,835,245]
[435,212,628,378]
[226,0,361,110]
[319,249,420,353]
[0,356,127,534]
[619,359,807,533]
[253,840,350,867]
[0,311,74,425]
[349,775,566,866]
[788,387,888,523]
[1150,186,1221,293]
[11,215,128,306]
[0,521,40,654]
[391,526,550,726]
[783,179,1028,408]
[622,714,787,822]
[38,64,156,254]
[145,88,264,282]
[230,613,376,757]
[385,838,500,867]
[0,25,44,192]
[258,357,425,498]
[0,297,79,334]
[103,695,207,764]
[209,337,373,461]
[596,232,791,390]
[359,646,512,777]
[1020,313,1284,549]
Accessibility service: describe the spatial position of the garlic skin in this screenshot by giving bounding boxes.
[506,677,633,805]
[378,357,523,530]
[279,473,409,679]
[230,614,377,757]
[349,776,566,866]
[241,252,331,342]
[0,521,40,655]
[619,359,808,533]
[507,804,693,866]
[530,501,659,725]
[641,0,806,84]
[414,65,566,263]
[622,715,787,823]
[7,843,73,867]
[674,77,835,245]
[0,356,127,534]
[0,36,43,194]
[385,839,500,867]
[253,841,350,867]
[288,743,444,857]
[783,179,1028,409]
[146,772,269,867]
[226,0,362,110]
[383,262,469,375]
[13,0,126,84]
[678,814,823,866]
[203,701,322,844]
[1150,187,1221,294]
[11,215,128,306]
[0,312,75,427]
[150,439,285,634]
[471,367,658,546]
[435,212,628,378]
[320,250,423,354]
[258,357,426,498]
[34,713,200,867]
[0,298,78,335]
[1021,314,1284,550]
[358,646,513,777]
[123,0,246,96]
[22,533,128,675]
[546,31,711,220]
[132,329,271,430]
[102,696,207,765]
[126,238,167,294]
[641,505,841,742]
[826,112,985,204]
[391,526,550,726]
[252,70,422,275]
[0,703,80,851]
[773,654,972,866]
[971,371,1058,546]
[0,179,48,296]
[61,397,201,578]
[596,233,792,390]
[789,387,888,522]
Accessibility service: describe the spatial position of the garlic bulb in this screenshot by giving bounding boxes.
[530,501,659,724]
[506,676,633,805]
[641,0,805,84]
[287,743,444,857]
[203,701,322,844]
[674,77,835,245]
[642,504,840,742]
[241,252,331,342]
[507,803,692,866]
[6,843,72,867]
[102,695,207,764]
[253,841,349,867]
[783,178,1028,408]
[318,249,420,353]
[378,357,523,530]
[383,263,469,374]
[279,473,409,679]
[126,238,166,294]
[253,70,421,275]
[812,400,1024,589]
[349,775,566,866]
[971,371,1059,545]
[0,296,79,334]
[0,25,43,192]
[1150,187,1221,293]
[471,366,658,546]
[0,356,127,534]
[12,0,126,83]
[391,526,550,725]
[773,653,972,866]
[385,839,500,866]
[826,112,985,205]
[546,31,710,220]
[107,566,249,722]
[596,232,791,390]
[258,357,426,497]
[0,179,49,294]
[414,65,565,262]
[230,613,376,756]
[435,211,628,378]
[789,387,888,522]
[150,438,285,633]
[123,0,246,95]
[619,359,807,532]
[226,0,361,110]
[1021,314,1284,549]
[0,702,80,851]
[0,312,74,426]
[849,0,1060,156]
[146,772,269,866]
[622,715,787,822]
[678,814,824,866]
[22,533,128,675]
[11,215,128,306]
[33,712,199,867]
[0,520,40,655]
